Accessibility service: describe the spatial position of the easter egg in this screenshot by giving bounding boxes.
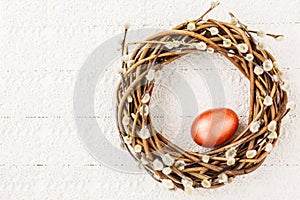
[191,108,239,148]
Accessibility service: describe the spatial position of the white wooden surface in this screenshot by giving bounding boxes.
[0,0,300,199]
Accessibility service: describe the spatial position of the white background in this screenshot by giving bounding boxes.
[1,0,300,199]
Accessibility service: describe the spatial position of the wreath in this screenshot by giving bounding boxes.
[115,1,294,193]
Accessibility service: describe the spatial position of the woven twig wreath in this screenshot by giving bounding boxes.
[116,3,293,192]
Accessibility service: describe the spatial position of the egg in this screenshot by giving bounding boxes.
[191,108,239,148]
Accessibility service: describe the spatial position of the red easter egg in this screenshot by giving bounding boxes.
[191,108,239,148]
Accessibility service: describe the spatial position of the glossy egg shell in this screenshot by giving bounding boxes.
[191,108,239,148]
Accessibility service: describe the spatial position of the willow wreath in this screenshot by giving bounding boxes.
[115,1,294,192]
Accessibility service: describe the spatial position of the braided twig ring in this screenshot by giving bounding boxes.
[116,6,291,191]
